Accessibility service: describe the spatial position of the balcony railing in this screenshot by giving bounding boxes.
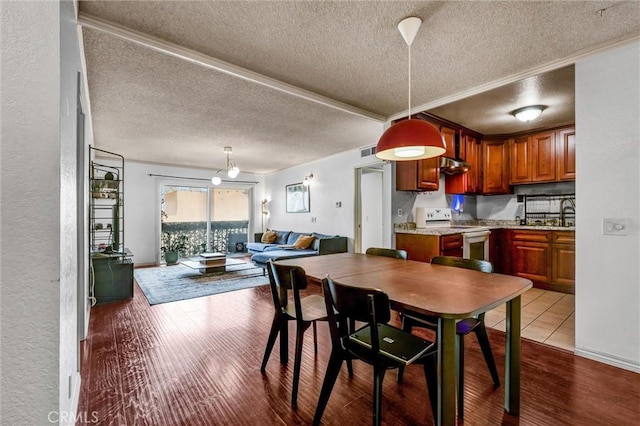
[161,220,248,257]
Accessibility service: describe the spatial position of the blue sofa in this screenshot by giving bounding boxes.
[248,230,348,270]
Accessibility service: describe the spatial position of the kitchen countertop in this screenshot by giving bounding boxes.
[394,223,575,235]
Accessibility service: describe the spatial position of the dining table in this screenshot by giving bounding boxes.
[277,252,533,426]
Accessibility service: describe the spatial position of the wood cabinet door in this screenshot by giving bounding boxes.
[396,233,439,263]
[512,241,551,284]
[465,134,480,193]
[395,161,418,191]
[482,139,511,194]
[551,244,575,291]
[509,135,531,184]
[531,131,556,182]
[417,157,440,190]
[556,127,576,181]
[441,126,457,158]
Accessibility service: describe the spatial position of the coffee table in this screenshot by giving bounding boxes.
[180,252,245,274]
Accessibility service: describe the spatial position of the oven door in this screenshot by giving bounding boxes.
[462,229,491,261]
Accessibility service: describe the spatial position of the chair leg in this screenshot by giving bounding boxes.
[291,323,310,406]
[313,351,344,426]
[261,314,284,372]
[346,358,354,378]
[422,354,438,425]
[397,316,414,383]
[313,321,318,354]
[373,366,387,426]
[475,324,501,387]
[456,334,464,420]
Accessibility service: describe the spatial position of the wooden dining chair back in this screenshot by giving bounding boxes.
[365,247,408,260]
[260,260,328,406]
[431,255,493,273]
[399,255,500,419]
[314,276,438,426]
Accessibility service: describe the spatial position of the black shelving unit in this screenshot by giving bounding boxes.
[89,146,133,304]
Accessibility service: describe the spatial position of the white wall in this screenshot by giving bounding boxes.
[1,1,83,423]
[113,160,264,265]
[361,170,383,251]
[264,145,391,250]
[574,42,640,372]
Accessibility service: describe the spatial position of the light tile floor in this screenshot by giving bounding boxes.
[485,288,575,351]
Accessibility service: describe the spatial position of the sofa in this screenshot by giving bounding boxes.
[248,230,348,270]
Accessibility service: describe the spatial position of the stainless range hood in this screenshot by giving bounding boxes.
[439,156,470,175]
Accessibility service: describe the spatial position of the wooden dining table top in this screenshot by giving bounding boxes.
[277,252,533,319]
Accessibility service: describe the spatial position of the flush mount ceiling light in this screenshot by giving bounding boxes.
[512,105,546,122]
[211,146,240,185]
[376,16,446,162]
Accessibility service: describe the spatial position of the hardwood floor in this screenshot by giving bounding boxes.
[78,281,639,425]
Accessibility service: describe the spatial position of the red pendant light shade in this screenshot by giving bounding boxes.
[375,119,446,161]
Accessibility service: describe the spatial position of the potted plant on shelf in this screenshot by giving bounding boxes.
[161,232,188,265]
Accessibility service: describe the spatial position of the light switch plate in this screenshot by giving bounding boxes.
[603,218,627,236]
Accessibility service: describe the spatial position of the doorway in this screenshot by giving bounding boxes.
[355,164,385,253]
[160,185,250,260]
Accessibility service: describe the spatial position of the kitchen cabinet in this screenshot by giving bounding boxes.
[509,229,574,294]
[395,233,462,263]
[556,127,576,180]
[445,133,481,194]
[482,139,511,194]
[396,157,440,191]
[509,128,576,184]
[440,126,457,158]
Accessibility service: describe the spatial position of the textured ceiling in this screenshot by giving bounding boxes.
[78,1,640,173]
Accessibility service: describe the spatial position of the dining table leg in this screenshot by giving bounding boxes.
[436,317,456,426]
[505,295,522,415]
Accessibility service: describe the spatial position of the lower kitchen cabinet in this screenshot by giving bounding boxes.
[395,233,462,263]
[509,229,574,294]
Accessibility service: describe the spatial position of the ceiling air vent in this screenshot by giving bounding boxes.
[360,146,377,158]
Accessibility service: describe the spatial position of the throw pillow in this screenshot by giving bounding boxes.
[292,235,315,250]
[261,230,277,244]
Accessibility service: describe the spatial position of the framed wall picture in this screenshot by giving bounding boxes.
[285,183,310,213]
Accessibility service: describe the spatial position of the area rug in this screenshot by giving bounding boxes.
[134,261,269,305]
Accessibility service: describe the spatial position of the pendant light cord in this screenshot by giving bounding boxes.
[407,43,412,120]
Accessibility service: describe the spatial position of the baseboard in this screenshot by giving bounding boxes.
[574,347,640,373]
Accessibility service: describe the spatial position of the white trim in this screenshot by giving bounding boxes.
[77,13,385,123]
[389,35,640,122]
[574,348,640,373]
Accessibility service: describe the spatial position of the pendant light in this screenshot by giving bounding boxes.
[376,16,446,161]
[211,146,240,185]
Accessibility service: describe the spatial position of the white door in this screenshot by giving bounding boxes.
[356,166,384,253]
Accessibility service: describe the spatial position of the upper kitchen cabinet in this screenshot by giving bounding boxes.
[482,139,512,194]
[556,127,576,180]
[440,126,457,158]
[509,127,574,185]
[396,157,440,191]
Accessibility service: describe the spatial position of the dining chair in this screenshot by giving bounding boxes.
[397,255,500,419]
[260,259,328,406]
[365,247,408,260]
[313,276,438,426]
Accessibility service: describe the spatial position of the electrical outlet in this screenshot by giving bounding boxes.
[397,209,403,217]
[335,201,342,208]
[603,218,627,236]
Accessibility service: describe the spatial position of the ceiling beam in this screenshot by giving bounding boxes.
[77,12,385,122]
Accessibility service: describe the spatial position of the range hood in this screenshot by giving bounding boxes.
[439,156,470,175]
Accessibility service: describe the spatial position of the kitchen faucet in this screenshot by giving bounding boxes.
[560,198,576,226]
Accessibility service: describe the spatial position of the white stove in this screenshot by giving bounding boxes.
[415,207,491,261]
